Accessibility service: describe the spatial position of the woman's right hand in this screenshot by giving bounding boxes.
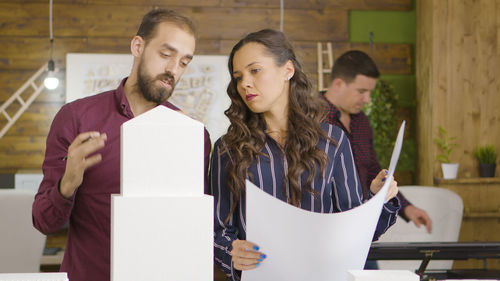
[231,240,266,270]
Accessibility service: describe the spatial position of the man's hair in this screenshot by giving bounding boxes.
[330,50,380,84]
[136,9,196,43]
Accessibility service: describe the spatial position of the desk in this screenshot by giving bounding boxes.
[368,242,500,280]
[40,250,64,272]
[369,242,500,260]
[40,228,67,272]
[41,250,64,266]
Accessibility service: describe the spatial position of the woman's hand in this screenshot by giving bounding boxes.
[231,240,266,270]
[370,169,398,202]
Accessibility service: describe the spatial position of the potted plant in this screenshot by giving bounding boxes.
[365,80,417,178]
[434,126,458,179]
[475,145,497,177]
[365,80,398,168]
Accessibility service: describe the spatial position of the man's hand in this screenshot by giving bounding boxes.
[59,131,107,199]
[404,205,433,233]
[231,240,266,271]
[370,169,398,202]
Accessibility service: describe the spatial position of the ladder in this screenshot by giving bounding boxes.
[0,63,48,139]
[317,42,334,91]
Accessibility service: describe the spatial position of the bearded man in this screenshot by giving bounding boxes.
[32,9,211,281]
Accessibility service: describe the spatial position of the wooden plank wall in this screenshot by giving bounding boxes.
[0,0,411,171]
[417,0,500,184]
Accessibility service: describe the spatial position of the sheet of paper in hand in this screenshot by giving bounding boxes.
[243,121,405,281]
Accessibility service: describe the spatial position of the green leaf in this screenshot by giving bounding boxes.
[475,145,497,164]
[434,126,457,163]
[368,80,400,168]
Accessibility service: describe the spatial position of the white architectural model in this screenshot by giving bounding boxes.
[111,106,213,281]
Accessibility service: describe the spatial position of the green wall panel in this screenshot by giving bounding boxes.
[349,10,416,44]
[349,1,417,179]
[380,74,416,107]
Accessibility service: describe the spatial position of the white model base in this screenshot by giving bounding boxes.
[0,273,68,281]
[111,195,213,281]
[347,270,419,281]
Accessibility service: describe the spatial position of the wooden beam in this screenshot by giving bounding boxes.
[1,0,411,10]
[220,0,412,10]
[0,3,348,41]
[0,136,46,169]
[0,37,412,77]
[0,37,87,70]
[292,41,412,76]
[187,7,348,41]
[87,0,219,6]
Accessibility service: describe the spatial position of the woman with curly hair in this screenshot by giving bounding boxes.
[210,29,400,280]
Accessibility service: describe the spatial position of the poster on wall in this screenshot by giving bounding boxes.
[66,53,231,144]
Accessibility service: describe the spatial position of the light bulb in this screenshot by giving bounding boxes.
[44,74,59,90]
[44,59,59,90]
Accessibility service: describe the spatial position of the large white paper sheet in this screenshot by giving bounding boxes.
[243,122,406,281]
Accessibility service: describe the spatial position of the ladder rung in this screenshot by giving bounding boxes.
[0,63,48,139]
[16,96,26,106]
[2,110,12,121]
[30,81,38,91]
[317,42,334,91]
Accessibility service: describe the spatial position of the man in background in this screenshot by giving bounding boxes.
[320,50,432,267]
[33,9,211,281]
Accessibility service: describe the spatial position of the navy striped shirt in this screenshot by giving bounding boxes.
[211,123,399,280]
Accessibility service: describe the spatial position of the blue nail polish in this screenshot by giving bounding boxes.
[385,170,388,174]
[256,263,260,267]
[253,246,259,251]
[257,259,263,262]
[382,178,386,182]
[260,254,267,259]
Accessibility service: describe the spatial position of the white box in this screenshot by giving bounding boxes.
[347,270,419,281]
[111,195,213,281]
[0,273,68,281]
[14,171,43,192]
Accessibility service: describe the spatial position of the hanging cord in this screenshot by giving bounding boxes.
[49,0,53,41]
[50,39,54,60]
[48,0,55,71]
[280,0,284,32]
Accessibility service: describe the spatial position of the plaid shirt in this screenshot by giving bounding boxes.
[320,92,411,220]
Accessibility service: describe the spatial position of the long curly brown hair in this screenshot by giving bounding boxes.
[221,29,335,220]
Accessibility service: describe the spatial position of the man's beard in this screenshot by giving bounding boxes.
[137,60,176,104]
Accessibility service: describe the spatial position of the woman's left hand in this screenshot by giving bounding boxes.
[230,240,266,271]
[370,169,398,201]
